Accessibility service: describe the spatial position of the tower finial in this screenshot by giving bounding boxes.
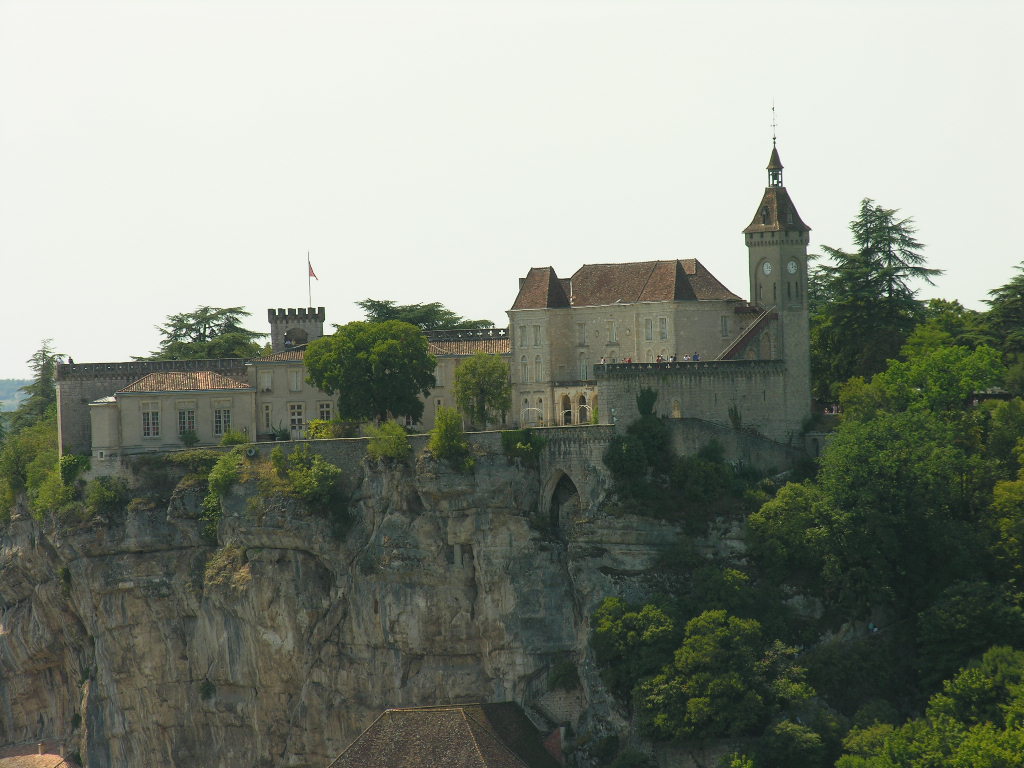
[771,100,777,147]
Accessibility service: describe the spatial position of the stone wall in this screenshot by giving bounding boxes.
[668,418,803,473]
[596,360,805,445]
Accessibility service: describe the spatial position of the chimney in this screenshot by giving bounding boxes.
[38,742,44,755]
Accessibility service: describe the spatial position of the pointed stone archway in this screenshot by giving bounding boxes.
[542,470,581,532]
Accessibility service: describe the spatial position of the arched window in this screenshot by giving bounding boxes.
[520,356,528,383]
[578,353,588,380]
[534,355,543,383]
[578,394,590,423]
[561,394,572,425]
[537,398,544,426]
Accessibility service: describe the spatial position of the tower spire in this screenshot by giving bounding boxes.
[767,103,784,186]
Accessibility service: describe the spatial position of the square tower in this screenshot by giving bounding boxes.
[268,307,326,352]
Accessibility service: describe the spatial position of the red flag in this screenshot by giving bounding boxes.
[308,260,318,280]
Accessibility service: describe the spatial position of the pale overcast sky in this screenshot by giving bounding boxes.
[1,0,1020,378]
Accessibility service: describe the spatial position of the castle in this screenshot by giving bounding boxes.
[56,144,812,458]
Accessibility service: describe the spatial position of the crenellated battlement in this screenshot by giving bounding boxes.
[268,307,326,352]
[267,307,326,322]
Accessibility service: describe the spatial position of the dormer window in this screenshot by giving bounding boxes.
[761,206,770,225]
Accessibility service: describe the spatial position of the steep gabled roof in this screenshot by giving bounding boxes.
[327,704,561,768]
[564,259,739,306]
[510,267,571,310]
[742,187,810,234]
[117,371,251,394]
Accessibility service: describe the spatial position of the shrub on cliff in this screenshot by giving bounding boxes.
[202,448,244,538]
[367,421,412,462]
[500,428,546,467]
[83,476,129,518]
[428,407,473,471]
[219,429,249,446]
[284,445,343,509]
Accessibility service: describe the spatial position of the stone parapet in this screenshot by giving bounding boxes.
[424,327,509,342]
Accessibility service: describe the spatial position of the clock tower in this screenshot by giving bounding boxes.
[742,143,812,424]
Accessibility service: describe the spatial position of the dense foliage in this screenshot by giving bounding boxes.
[810,199,941,400]
[454,352,511,429]
[428,407,473,471]
[356,298,493,330]
[305,320,436,423]
[140,306,266,360]
[590,246,1024,766]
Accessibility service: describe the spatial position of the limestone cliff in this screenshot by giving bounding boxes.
[0,445,698,768]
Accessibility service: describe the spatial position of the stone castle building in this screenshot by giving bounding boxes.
[509,143,811,443]
[56,143,812,457]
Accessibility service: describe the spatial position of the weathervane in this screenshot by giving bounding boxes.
[771,101,777,147]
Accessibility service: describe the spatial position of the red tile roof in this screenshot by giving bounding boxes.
[429,338,511,357]
[0,742,77,768]
[327,704,562,768]
[117,371,251,393]
[252,348,306,362]
[511,259,740,309]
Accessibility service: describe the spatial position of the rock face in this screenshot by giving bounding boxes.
[0,447,693,768]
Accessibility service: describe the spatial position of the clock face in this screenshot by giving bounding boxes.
[787,260,799,274]
[762,261,773,275]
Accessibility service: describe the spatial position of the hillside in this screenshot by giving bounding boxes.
[0,380,29,412]
[0,437,711,768]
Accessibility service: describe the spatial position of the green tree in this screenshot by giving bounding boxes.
[305,320,436,423]
[591,598,678,700]
[809,199,941,399]
[899,299,987,359]
[836,647,1024,767]
[428,406,472,469]
[356,298,494,330]
[142,306,265,360]
[6,340,61,434]
[638,610,813,742]
[984,262,1024,356]
[453,353,510,429]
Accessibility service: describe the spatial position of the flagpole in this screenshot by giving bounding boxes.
[307,250,311,307]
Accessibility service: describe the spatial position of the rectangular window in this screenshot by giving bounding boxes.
[258,371,273,392]
[721,316,730,337]
[142,401,160,438]
[177,409,195,435]
[318,401,332,421]
[577,323,586,345]
[519,326,528,347]
[532,325,541,346]
[607,320,617,343]
[644,318,653,341]
[289,403,304,432]
[579,356,588,380]
[289,369,303,392]
[263,403,273,430]
[213,409,231,436]
[659,317,668,340]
